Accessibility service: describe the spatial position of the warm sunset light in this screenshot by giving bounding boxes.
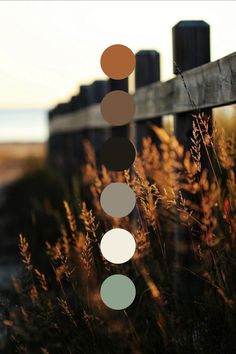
[0,1,235,109]
[0,2,236,353]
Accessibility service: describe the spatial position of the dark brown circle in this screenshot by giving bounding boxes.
[100,44,135,80]
[100,90,135,126]
[101,137,136,171]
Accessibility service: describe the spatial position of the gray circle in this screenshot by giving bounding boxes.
[100,274,136,310]
[100,183,136,218]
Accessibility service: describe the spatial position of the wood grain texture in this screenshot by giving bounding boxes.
[135,51,236,118]
[49,104,109,134]
[50,52,236,135]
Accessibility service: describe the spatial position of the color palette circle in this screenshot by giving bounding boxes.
[100,90,135,126]
[100,44,135,80]
[99,45,137,311]
[100,182,136,218]
[100,228,136,264]
[101,137,136,171]
[100,274,136,310]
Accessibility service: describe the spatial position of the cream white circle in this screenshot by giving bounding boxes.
[100,228,136,264]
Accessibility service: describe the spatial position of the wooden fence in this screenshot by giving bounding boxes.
[48,20,236,176]
[47,20,236,302]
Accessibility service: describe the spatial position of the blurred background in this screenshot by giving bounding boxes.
[0,0,235,292]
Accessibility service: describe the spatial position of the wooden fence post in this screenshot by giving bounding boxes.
[109,78,128,92]
[109,78,130,138]
[89,80,110,165]
[66,94,81,176]
[74,85,92,167]
[69,94,81,112]
[48,101,77,175]
[135,50,161,151]
[133,51,162,269]
[75,81,109,202]
[172,20,211,304]
[172,21,210,150]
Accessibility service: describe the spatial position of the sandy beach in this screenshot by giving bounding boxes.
[0,143,46,187]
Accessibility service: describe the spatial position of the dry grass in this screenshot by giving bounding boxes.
[2,114,236,354]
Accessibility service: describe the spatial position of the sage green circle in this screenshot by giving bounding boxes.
[100,274,136,310]
[100,182,136,218]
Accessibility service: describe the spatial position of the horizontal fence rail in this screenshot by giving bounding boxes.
[49,51,236,135]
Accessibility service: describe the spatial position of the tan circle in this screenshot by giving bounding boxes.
[100,44,135,80]
[100,90,135,126]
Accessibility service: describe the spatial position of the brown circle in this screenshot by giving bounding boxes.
[100,90,135,126]
[100,44,135,80]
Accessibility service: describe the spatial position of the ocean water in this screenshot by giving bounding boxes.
[0,109,48,143]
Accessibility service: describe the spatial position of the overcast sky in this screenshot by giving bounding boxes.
[0,1,235,109]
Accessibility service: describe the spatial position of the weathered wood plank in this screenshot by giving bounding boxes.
[135,51,236,118]
[49,104,109,134]
[50,51,236,135]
